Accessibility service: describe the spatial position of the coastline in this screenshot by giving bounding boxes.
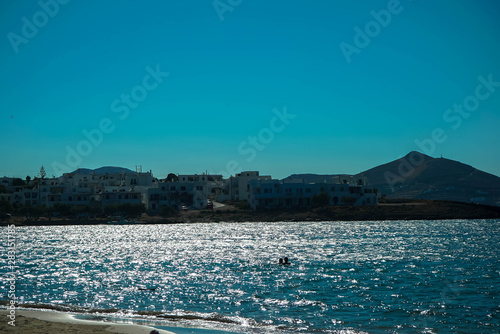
[3,199,500,226]
[0,309,173,334]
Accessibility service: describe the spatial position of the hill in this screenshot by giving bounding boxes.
[357,151,500,206]
[284,174,351,182]
[70,167,135,175]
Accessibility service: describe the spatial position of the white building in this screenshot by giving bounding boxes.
[147,173,224,212]
[248,177,377,210]
[1,168,379,215]
[225,171,272,202]
[101,190,143,207]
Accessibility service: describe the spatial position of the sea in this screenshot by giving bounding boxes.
[1,220,499,334]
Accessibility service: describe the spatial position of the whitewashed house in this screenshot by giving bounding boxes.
[223,171,272,202]
[248,177,377,210]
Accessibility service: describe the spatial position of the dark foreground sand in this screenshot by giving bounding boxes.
[0,310,173,334]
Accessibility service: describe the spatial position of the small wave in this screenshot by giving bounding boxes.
[1,300,88,313]
[0,301,273,333]
[1,301,380,334]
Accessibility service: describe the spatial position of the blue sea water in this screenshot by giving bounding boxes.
[1,220,499,333]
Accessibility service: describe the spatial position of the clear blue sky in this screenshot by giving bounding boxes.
[1,0,499,179]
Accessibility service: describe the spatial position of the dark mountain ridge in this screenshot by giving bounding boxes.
[70,167,135,175]
[283,151,500,206]
[284,174,352,183]
[356,151,500,206]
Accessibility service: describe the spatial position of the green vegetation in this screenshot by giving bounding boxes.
[160,205,178,217]
[19,205,46,222]
[341,196,358,205]
[39,166,47,179]
[232,201,251,211]
[165,173,179,182]
[51,203,73,216]
[0,196,13,219]
[103,203,145,218]
[1,201,105,222]
[11,178,26,187]
[311,192,330,208]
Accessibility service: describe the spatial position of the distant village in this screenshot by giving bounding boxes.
[0,167,378,217]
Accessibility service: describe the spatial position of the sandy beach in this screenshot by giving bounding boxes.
[0,310,173,334]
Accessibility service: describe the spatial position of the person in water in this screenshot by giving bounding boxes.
[279,257,291,265]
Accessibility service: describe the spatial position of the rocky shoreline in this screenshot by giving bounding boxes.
[2,200,500,226]
[186,200,500,223]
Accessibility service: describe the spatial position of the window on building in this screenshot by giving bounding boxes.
[181,186,186,191]
[306,188,312,193]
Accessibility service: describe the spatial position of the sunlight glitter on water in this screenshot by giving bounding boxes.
[1,220,499,333]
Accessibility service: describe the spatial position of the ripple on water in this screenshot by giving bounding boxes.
[2,220,499,334]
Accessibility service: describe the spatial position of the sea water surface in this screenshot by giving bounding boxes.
[1,220,499,333]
